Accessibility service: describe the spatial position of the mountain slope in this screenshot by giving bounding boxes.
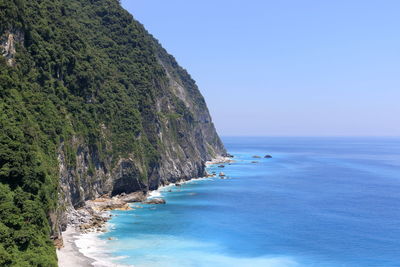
[0,0,225,265]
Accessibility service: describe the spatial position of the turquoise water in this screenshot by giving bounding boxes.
[101,137,400,267]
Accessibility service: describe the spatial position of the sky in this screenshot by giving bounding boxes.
[121,0,400,137]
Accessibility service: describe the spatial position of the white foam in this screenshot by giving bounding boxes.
[90,233,300,267]
[148,190,161,198]
[147,176,214,200]
[75,231,133,267]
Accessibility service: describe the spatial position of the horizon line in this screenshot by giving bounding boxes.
[220,135,400,138]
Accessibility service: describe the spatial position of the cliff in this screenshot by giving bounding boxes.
[0,0,225,265]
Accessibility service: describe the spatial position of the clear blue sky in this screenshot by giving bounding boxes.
[121,0,400,137]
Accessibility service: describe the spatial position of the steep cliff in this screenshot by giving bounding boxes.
[0,0,225,265]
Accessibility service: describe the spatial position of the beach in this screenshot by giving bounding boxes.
[56,227,94,267]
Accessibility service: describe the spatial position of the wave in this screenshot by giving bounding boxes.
[75,231,133,267]
[91,233,300,267]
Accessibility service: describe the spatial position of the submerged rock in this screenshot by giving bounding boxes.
[218,165,225,168]
[252,155,261,158]
[264,155,272,158]
[219,172,225,177]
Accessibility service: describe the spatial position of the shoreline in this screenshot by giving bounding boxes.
[57,156,231,267]
[58,225,133,267]
[56,227,95,267]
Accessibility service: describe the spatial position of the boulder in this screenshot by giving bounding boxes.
[264,155,272,158]
[143,198,166,204]
[219,172,225,177]
[119,191,147,203]
[86,197,130,212]
[218,165,225,168]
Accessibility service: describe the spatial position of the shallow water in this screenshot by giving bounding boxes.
[100,137,400,267]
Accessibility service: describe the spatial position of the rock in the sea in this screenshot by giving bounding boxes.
[218,165,225,168]
[264,155,272,158]
[219,172,225,177]
[143,198,166,204]
[251,161,258,163]
[252,155,261,158]
[175,183,181,187]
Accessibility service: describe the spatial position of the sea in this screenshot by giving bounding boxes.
[89,137,400,267]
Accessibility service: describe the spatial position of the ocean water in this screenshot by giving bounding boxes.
[99,137,400,267]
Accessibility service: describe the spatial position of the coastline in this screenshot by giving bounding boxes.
[58,225,133,267]
[57,156,231,267]
[56,227,94,267]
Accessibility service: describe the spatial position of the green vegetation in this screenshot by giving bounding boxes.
[0,0,201,265]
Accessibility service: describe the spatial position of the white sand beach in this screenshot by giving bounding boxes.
[57,227,94,267]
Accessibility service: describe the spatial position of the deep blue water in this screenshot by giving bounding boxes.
[100,137,400,267]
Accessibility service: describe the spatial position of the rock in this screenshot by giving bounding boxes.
[219,172,225,177]
[119,191,147,203]
[53,238,63,249]
[86,197,129,212]
[175,183,181,187]
[252,155,261,158]
[114,204,132,211]
[143,198,166,204]
[264,155,272,158]
[251,161,258,163]
[218,165,225,168]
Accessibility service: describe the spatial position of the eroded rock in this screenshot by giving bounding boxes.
[143,198,166,204]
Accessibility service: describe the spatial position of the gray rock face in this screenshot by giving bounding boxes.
[0,30,24,67]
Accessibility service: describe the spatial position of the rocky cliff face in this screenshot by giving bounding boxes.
[45,0,225,239]
[56,46,226,214]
